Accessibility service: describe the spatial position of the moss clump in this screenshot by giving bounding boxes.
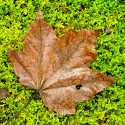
[0,0,125,124]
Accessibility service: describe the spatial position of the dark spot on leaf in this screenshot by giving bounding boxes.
[76,84,82,90]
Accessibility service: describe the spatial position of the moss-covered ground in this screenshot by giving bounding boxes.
[0,0,125,124]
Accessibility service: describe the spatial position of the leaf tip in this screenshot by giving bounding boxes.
[94,30,99,37]
[8,49,12,53]
[114,77,118,83]
[36,10,44,19]
[8,49,13,58]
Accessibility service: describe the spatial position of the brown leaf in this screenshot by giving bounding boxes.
[8,10,117,114]
[0,88,9,99]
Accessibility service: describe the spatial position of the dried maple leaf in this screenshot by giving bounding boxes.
[0,88,9,99]
[8,11,117,115]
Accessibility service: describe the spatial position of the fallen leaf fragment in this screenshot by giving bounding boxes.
[0,88,9,99]
[8,10,117,114]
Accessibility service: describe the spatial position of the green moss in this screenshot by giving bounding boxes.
[0,0,125,124]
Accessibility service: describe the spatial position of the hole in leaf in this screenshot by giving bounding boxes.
[76,84,82,90]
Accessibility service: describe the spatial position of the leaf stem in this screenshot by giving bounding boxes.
[6,92,37,124]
